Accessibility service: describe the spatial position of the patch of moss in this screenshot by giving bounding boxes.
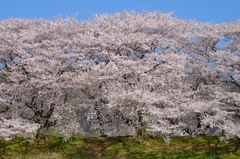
[0,73,8,83]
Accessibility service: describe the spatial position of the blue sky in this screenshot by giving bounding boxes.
[0,0,239,23]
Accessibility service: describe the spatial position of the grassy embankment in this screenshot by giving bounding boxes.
[0,136,240,159]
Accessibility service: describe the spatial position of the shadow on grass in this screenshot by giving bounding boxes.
[0,136,240,159]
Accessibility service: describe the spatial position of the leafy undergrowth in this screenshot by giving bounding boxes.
[0,136,240,159]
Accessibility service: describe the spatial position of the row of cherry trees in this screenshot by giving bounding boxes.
[0,11,239,140]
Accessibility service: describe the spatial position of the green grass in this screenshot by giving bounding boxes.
[0,136,240,159]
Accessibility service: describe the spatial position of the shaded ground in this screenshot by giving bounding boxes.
[0,136,240,159]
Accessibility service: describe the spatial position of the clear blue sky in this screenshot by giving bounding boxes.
[0,0,239,23]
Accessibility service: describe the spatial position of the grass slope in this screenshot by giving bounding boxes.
[0,136,240,159]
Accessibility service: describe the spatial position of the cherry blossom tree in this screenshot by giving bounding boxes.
[0,11,239,140]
